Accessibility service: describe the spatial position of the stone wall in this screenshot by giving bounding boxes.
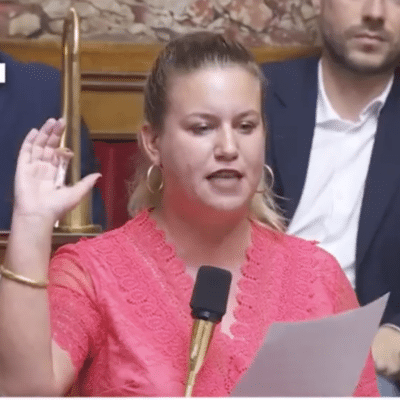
[0,0,319,47]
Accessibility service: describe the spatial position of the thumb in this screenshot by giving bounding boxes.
[374,356,388,375]
[375,360,386,373]
[65,173,102,208]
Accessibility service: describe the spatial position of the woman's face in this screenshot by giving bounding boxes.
[149,65,265,215]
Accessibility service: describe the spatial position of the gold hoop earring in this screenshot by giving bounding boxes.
[256,164,274,194]
[146,164,164,194]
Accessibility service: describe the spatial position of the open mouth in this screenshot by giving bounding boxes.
[206,169,243,179]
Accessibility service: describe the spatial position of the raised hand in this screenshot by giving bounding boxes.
[13,118,101,224]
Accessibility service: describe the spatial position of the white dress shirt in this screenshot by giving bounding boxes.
[287,61,394,288]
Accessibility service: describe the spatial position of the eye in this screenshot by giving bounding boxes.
[190,124,213,135]
[238,121,256,134]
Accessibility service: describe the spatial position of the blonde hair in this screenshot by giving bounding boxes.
[128,32,286,232]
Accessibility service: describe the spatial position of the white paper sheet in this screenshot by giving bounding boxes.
[231,293,389,397]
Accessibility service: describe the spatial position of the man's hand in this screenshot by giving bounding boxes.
[372,325,400,380]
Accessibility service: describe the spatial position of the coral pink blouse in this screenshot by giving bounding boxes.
[48,209,379,396]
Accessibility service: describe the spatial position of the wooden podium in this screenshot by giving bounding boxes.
[0,231,98,264]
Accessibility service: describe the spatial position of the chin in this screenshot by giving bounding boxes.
[324,35,399,75]
[203,197,250,213]
[345,50,398,75]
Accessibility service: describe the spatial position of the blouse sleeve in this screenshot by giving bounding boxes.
[48,244,105,377]
[326,253,380,397]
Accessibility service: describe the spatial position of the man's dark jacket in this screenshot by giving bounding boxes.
[262,57,400,326]
[0,51,104,229]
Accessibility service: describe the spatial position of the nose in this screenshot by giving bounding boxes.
[362,0,386,28]
[214,124,239,161]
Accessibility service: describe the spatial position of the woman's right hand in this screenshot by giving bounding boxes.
[13,118,101,224]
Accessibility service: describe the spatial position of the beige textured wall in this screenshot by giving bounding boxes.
[0,0,319,47]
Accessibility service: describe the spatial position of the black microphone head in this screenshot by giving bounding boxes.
[190,265,232,323]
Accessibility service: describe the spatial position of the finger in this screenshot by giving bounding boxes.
[382,363,399,378]
[375,360,388,375]
[21,127,41,147]
[54,147,73,159]
[35,118,59,146]
[374,351,400,377]
[387,352,400,377]
[42,122,67,163]
[31,118,59,161]
[44,118,66,149]
[18,128,40,164]
[62,173,102,209]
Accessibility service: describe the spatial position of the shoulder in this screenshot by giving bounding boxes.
[0,51,61,122]
[1,51,60,88]
[260,57,319,110]
[273,233,355,308]
[253,225,359,311]
[251,224,357,317]
[261,57,319,83]
[49,217,144,297]
[53,210,152,262]
[49,209,174,305]
[252,223,340,275]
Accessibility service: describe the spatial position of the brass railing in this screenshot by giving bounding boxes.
[55,7,101,234]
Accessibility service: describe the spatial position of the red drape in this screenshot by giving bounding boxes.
[93,140,140,231]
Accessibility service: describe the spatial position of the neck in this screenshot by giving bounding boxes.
[320,52,393,122]
[151,202,252,272]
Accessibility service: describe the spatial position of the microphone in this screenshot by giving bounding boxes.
[184,265,232,397]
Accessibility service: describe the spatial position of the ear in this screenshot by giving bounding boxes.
[140,123,161,166]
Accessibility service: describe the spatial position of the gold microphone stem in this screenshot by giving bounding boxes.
[184,371,196,397]
[184,319,215,397]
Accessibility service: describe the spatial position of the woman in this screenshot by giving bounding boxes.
[0,32,378,396]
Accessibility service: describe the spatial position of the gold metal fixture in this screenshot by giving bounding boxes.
[184,319,215,397]
[55,7,101,234]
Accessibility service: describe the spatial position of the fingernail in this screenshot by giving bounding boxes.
[56,148,73,158]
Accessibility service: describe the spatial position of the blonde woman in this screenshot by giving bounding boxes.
[0,33,378,396]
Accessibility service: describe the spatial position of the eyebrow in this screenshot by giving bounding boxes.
[186,110,260,119]
[235,110,260,119]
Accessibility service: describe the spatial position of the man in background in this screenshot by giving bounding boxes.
[0,50,104,229]
[262,0,400,394]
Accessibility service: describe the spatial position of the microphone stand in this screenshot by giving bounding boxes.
[184,266,232,397]
[185,319,215,396]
